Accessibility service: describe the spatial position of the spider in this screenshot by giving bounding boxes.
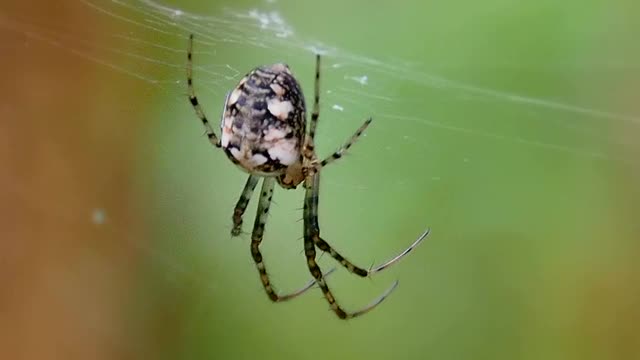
[186,34,430,319]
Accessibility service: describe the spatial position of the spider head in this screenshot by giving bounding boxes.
[276,162,305,189]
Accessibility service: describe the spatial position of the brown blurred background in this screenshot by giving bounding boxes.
[0,2,144,358]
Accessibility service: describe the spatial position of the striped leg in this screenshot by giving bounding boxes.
[302,55,322,165]
[309,54,321,142]
[187,34,221,148]
[250,178,322,302]
[303,173,399,319]
[314,229,430,277]
[231,175,260,237]
[319,118,372,168]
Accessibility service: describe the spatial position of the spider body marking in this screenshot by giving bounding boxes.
[220,63,306,186]
[186,34,430,319]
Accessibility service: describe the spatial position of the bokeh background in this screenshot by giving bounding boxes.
[1,0,639,359]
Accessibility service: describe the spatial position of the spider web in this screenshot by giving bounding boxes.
[3,0,639,293]
[4,0,638,273]
[5,0,637,166]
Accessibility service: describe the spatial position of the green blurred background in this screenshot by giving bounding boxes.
[1,0,638,359]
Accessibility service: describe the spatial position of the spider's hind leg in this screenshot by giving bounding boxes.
[231,175,260,237]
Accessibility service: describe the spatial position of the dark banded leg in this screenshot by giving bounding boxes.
[251,177,322,302]
[303,173,399,319]
[314,229,430,277]
[301,55,322,165]
[187,34,221,148]
[231,175,260,237]
[319,118,372,168]
[309,54,321,142]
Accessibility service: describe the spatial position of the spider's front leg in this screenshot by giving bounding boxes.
[302,173,401,319]
[305,116,429,278]
[249,177,332,302]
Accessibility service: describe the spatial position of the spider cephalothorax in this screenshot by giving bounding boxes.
[186,34,429,319]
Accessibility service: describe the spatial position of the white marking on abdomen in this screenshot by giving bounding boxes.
[267,98,293,120]
[267,139,298,165]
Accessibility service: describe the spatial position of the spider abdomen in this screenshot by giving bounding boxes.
[220,63,306,176]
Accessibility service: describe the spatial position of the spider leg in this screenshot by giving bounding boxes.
[251,177,324,302]
[368,228,430,274]
[187,34,221,148]
[301,54,322,166]
[309,54,321,142]
[231,175,260,237]
[319,118,372,168]
[303,173,399,319]
[314,228,430,277]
